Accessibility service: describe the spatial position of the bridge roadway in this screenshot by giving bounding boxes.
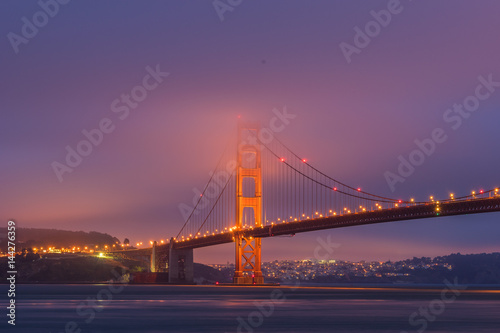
[113,196,500,254]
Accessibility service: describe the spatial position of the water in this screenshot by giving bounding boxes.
[2,284,499,332]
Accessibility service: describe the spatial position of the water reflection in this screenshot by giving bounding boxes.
[8,284,500,333]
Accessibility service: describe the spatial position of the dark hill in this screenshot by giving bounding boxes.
[0,227,120,249]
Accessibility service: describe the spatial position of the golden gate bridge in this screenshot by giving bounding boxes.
[112,121,500,284]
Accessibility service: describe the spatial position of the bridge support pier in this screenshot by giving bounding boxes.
[234,235,264,284]
[150,241,157,273]
[168,238,194,284]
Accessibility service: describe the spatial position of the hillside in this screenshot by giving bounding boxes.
[0,227,121,250]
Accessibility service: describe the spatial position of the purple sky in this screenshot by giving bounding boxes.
[1,0,499,264]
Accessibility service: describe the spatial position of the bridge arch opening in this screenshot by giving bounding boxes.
[242,206,256,227]
[241,151,257,169]
[242,177,256,198]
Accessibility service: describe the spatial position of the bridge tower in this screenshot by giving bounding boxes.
[234,121,264,284]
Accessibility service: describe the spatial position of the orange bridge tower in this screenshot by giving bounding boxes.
[233,121,264,284]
